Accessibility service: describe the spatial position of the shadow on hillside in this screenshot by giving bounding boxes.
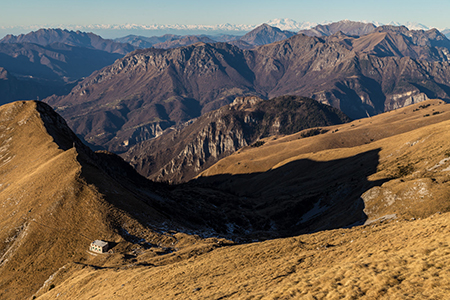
[73,126,389,240]
[189,148,389,238]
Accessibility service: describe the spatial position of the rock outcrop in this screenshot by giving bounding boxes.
[123,95,351,183]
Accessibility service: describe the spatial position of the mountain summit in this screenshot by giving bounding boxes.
[46,25,450,152]
[299,20,377,37]
[0,28,137,55]
[238,23,296,46]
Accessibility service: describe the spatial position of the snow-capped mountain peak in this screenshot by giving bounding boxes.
[388,21,430,31]
[266,18,317,31]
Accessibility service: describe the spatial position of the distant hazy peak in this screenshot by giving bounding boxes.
[299,20,377,37]
[239,23,296,46]
[375,25,410,33]
[266,18,317,31]
[0,28,137,55]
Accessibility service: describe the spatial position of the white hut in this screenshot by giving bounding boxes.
[90,240,109,253]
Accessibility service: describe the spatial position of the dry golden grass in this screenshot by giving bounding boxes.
[0,101,181,299]
[35,99,450,299]
[201,99,450,177]
[200,99,450,222]
[5,100,450,299]
[38,212,450,299]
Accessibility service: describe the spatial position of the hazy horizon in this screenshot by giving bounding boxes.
[1,0,450,38]
[0,19,442,40]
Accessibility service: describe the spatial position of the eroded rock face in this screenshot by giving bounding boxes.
[123,95,351,183]
[47,25,450,152]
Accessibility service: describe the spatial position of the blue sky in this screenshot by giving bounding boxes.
[1,0,450,35]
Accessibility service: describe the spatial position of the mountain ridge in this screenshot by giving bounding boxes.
[2,19,444,38]
[0,28,137,55]
[123,95,351,183]
[45,25,450,152]
[4,98,450,298]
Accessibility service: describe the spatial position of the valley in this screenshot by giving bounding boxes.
[2,19,450,300]
[123,95,351,183]
[2,99,450,299]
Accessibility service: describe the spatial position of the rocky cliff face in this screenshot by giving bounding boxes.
[46,42,256,151]
[123,95,351,183]
[46,25,450,152]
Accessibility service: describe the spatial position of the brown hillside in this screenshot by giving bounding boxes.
[0,101,214,300]
[5,100,450,299]
[38,210,450,299]
[36,99,450,299]
[199,99,450,224]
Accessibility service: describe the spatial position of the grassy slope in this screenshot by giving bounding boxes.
[36,99,450,299]
[6,99,450,299]
[199,99,450,222]
[200,100,450,177]
[39,211,450,299]
[0,101,188,300]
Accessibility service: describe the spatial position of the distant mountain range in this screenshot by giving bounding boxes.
[44,23,450,154]
[0,28,137,54]
[3,20,450,155]
[112,24,296,50]
[1,19,445,39]
[0,29,138,103]
[0,24,299,104]
[110,20,450,51]
[0,42,126,104]
[0,41,125,83]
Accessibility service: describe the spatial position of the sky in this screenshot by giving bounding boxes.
[1,0,450,37]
